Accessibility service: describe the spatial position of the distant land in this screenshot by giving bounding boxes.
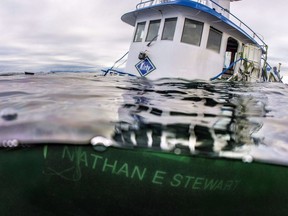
[0,64,101,74]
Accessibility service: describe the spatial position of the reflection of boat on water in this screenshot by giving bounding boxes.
[113,79,265,158]
[103,0,282,82]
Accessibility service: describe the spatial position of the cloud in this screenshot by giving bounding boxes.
[0,0,134,72]
[231,0,288,70]
[0,0,287,73]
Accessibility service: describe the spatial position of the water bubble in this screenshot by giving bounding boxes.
[1,139,19,148]
[242,154,253,163]
[1,108,18,121]
[174,148,182,155]
[91,136,112,152]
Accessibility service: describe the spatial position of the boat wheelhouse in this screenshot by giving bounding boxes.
[104,0,281,82]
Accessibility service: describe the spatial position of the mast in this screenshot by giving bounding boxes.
[211,0,241,18]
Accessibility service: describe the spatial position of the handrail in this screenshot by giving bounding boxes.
[209,0,267,49]
[136,0,154,9]
[103,51,129,76]
[210,58,245,81]
[135,0,267,50]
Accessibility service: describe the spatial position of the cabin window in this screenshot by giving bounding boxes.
[207,27,223,53]
[181,18,204,46]
[133,22,146,42]
[146,20,161,42]
[161,18,178,41]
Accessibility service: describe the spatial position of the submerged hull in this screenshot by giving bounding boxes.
[1,145,288,215]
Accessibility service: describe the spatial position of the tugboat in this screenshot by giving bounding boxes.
[1,1,288,216]
[103,0,282,82]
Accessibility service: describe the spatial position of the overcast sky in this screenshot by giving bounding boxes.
[0,0,287,75]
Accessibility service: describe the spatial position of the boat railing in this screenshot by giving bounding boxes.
[136,0,207,9]
[209,0,267,51]
[136,0,267,52]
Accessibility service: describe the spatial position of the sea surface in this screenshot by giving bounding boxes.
[1,72,288,167]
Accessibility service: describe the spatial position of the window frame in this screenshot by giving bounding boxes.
[133,22,146,43]
[206,27,223,53]
[161,17,178,41]
[181,18,204,46]
[145,19,161,42]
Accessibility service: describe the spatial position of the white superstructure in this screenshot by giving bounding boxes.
[103,0,281,82]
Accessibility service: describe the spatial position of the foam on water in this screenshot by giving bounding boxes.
[1,72,288,166]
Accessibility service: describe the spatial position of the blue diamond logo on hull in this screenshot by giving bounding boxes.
[135,57,156,77]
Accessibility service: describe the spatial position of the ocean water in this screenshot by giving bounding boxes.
[1,72,288,167]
